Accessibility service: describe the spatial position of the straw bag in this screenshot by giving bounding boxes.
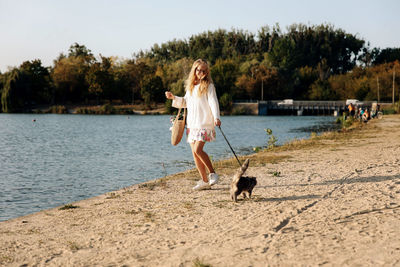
[171,108,186,145]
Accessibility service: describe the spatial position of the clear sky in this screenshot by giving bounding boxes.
[0,0,399,72]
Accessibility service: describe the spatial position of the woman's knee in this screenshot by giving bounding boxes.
[191,150,200,159]
[193,144,205,156]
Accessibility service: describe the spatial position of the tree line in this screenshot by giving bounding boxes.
[1,23,399,113]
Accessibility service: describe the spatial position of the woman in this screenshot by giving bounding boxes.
[165,59,221,190]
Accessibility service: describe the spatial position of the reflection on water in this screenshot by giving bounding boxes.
[0,114,337,221]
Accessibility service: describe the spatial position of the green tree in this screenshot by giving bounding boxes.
[256,65,283,100]
[373,48,400,64]
[210,59,238,98]
[141,75,164,107]
[266,24,365,99]
[169,78,185,98]
[51,43,94,103]
[219,92,233,111]
[282,24,364,74]
[235,74,256,99]
[118,60,154,103]
[292,66,318,99]
[19,59,52,105]
[309,80,336,100]
[1,69,29,112]
[268,35,298,72]
[256,25,273,53]
[156,58,192,92]
[68,43,95,63]
[86,62,104,103]
[85,56,115,103]
[52,56,88,103]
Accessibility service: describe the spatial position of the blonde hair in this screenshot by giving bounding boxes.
[185,59,213,96]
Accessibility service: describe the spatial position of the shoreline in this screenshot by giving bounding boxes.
[1,115,400,266]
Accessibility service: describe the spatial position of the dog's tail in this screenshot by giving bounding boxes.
[231,158,250,184]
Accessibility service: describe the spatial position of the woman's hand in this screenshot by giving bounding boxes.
[214,118,221,127]
[165,91,175,100]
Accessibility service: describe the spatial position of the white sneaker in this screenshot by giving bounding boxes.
[193,180,211,191]
[209,173,219,186]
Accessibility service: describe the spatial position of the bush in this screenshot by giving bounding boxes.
[48,105,68,114]
[219,93,233,111]
[265,128,278,149]
[336,115,355,128]
[76,107,91,114]
[231,106,248,115]
[99,103,115,114]
[382,108,396,115]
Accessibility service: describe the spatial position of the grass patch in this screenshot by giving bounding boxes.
[138,183,157,190]
[144,211,155,222]
[247,153,291,167]
[193,258,212,267]
[138,178,167,190]
[125,210,140,215]
[27,228,40,235]
[272,171,281,177]
[125,208,155,221]
[212,200,230,208]
[0,255,14,264]
[183,201,195,210]
[212,154,290,177]
[67,241,81,252]
[105,192,120,199]
[59,204,79,210]
[122,189,135,194]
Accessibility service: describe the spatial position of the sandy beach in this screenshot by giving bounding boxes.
[1,115,400,267]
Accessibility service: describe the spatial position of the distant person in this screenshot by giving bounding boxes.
[359,108,364,121]
[354,105,359,118]
[165,59,221,190]
[348,103,355,117]
[371,104,377,118]
[362,108,370,122]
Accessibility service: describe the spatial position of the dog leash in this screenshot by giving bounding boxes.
[218,126,242,167]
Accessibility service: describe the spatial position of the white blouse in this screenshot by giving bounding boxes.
[172,83,220,130]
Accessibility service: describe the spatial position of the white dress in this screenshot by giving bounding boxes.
[172,83,220,143]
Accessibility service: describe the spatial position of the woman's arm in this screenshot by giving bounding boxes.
[165,91,186,108]
[207,84,221,126]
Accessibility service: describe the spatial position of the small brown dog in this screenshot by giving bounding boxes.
[230,159,257,202]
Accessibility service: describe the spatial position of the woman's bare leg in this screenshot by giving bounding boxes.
[190,142,208,182]
[191,141,215,178]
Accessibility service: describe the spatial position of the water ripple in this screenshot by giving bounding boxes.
[0,114,337,221]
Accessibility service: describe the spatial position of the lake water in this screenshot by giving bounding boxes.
[0,114,339,221]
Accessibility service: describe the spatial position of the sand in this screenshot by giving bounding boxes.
[1,115,400,267]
